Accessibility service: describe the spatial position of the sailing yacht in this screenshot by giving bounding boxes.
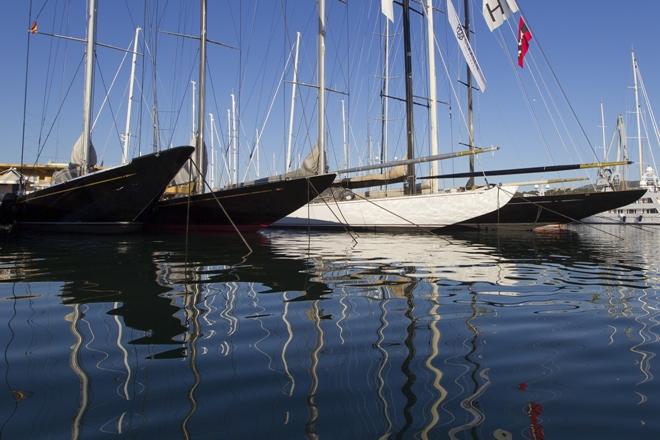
[145,0,336,232]
[434,2,646,231]
[582,52,660,226]
[273,0,517,231]
[2,0,194,234]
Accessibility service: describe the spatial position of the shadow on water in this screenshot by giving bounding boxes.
[0,226,657,438]
[0,232,330,353]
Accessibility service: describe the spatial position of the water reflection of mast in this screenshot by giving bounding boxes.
[630,288,656,404]
[113,302,131,401]
[397,279,417,439]
[68,304,89,440]
[305,300,324,439]
[181,282,203,439]
[375,287,393,439]
[281,292,295,396]
[448,291,491,439]
[421,282,448,439]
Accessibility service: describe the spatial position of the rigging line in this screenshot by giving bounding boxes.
[516,5,600,161]
[123,0,137,30]
[309,182,359,243]
[91,38,133,131]
[37,13,58,154]
[504,20,592,187]
[503,24,566,161]
[638,68,660,149]
[242,5,278,131]
[207,62,228,153]
[637,67,660,171]
[289,89,316,170]
[240,0,271,117]
[640,109,658,174]
[523,38,583,161]
[241,41,296,182]
[94,54,125,156]
[165,49,199,149]
[34,0,50,20]
[32,53,85,166]
[343,189,452,242]
[431,21,469,135]
[137,0,147,155]
[187,158,253,255]
[19,0,35,194]
[493,29,554,166]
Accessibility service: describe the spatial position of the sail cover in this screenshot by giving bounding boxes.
[334,164,407,189]
[70,133,97,168]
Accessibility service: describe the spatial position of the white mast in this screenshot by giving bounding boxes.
[381,19,389,166]
[255,128,260,178]
[286,31,301,174]
[122,27,141,165]
[209,112,215,189]
[191,80,197,139]
[227,108,232,184]
[425,0,439,193]
[632,50,643,178]
[318,0,326,174]
[600,100,606,161]
[231,93,237,184]
[196,0,208,194]
[81,0,98,175]
[341,99,348,169]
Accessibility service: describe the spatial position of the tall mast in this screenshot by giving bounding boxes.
[191,80,196,139]
[196,0,208,193]
[286,31,301,174]
[318,0,326,174]
[209,112,215,189]
[81,0,98,175]
[255,128,260,178]
[632,50,643,178]
[402,0,416,195]
[617,114,628,186]
[600,100,606,161]
[342,99,348,169]
[122,27,141,165]
[464,0,475,189]
[227,108,232,183]
[231,93,237,184]
[380,19,390,166]
[425,0,438,193]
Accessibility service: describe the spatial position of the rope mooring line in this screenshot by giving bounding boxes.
[188,158,253,255]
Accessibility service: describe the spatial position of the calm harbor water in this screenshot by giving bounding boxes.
[0,226,659,439]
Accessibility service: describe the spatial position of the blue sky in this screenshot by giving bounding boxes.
[1,0,659,186]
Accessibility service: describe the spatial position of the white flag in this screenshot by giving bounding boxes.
[448,0,487,92]
[482,0,519,32]
[381,0,394,23]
